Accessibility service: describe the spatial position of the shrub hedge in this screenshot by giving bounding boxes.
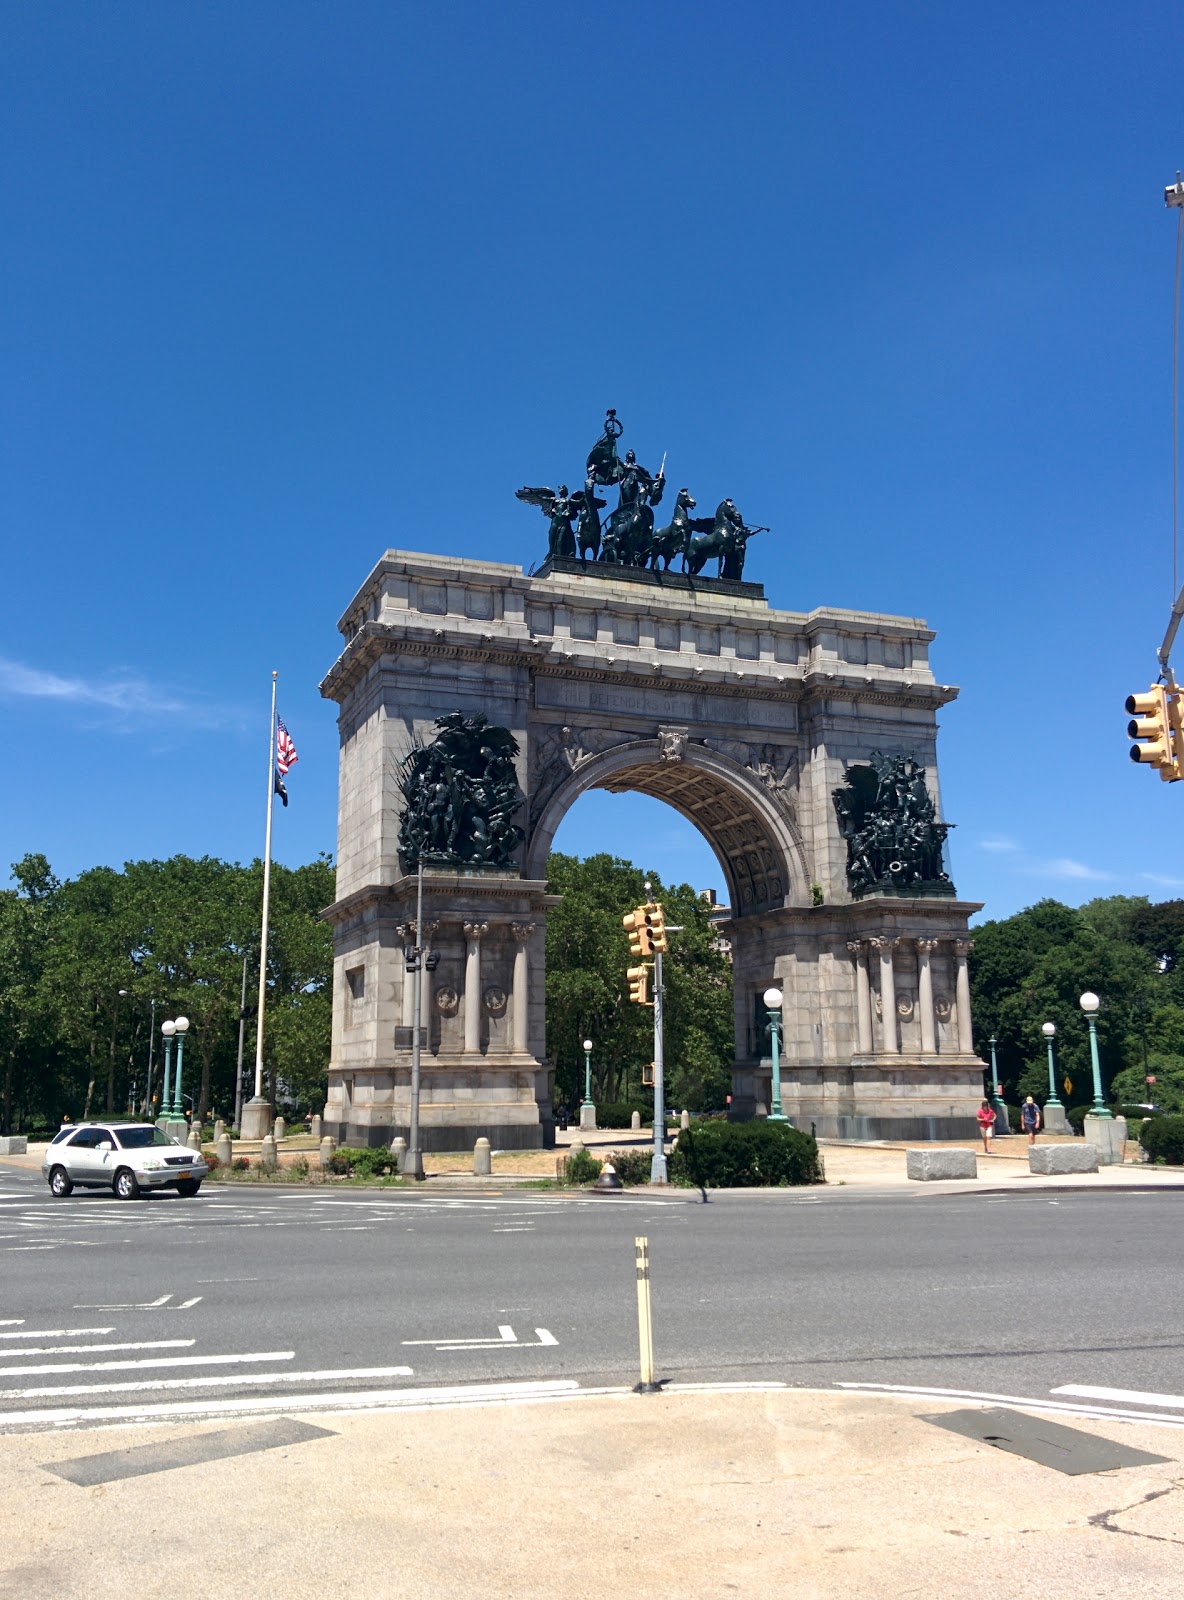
[329,1145,400,1178]
[1139,1115,1184,1165]
[670,1120,824,1188]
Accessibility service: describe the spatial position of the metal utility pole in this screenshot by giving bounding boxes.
[651,944,667,1184]
[404,859,427,1180]
[234,955,249,1130]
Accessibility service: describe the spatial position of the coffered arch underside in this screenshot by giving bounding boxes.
[526,740,809,914]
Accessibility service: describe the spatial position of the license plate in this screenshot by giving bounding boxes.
[174,1171,191,1179]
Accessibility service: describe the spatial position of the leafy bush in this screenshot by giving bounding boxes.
[329,1145,399,1178]
[285,1156,310,1179]
[559,1147,603,1185]
[1115,1104,1161,1121]
[1065,1105,1095,1135]
[1139,1115,1184,1165]
[670,1120,824,1188]
[232,1156,250,1172]
[604,1148,654,1185]
[592,1102,651,1129]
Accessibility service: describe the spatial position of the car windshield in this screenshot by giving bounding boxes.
[114,1127,172,1149]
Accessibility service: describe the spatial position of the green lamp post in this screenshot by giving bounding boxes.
[1041,1022,1063,1107]
[763,986,786,1121]
[159,1020,175,1122]
[988,1037,1009,1132]
[170,1016,190,1117]
[1079,992,1111,1118]
[581,1038,594,1112]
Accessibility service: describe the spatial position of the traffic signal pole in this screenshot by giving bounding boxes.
[651,949,667,1185]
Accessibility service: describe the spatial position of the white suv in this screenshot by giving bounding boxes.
[42,1122,207,1199]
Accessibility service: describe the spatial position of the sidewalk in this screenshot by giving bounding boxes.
[0,1385,1179,1599]
[5,1131,1184,1196]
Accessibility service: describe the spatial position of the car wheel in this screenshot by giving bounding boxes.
[113,1167,140,1200]
[48,1165,73,1197]
[175,1179,201,1197]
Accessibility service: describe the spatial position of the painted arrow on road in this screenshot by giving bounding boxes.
[402,1324,558,1351]
[73,1294,203,1311]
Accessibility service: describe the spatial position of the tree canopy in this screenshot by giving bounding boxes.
[969,895,1184,1112]
[0,853,334,1133]
[545,852,734,1112]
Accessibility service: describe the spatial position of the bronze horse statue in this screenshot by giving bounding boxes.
[650,487,712,572]
[683,499,768,580]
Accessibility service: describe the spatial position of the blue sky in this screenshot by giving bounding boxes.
[2,1,1182,923]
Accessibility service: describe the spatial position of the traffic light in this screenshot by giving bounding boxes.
[623,907,652,957]
[1126,684,1181,780]
[642,902,668,954]
[627,964,652,1006]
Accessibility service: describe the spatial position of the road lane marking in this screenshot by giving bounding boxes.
[7,1340,195,1357]
[0,1378,583,1428]
[1052,1384,1184,1410]
[0,1365,416,1399]
[0,1350,294,1377]
[0,1328,114,1340]
[837,1381,1184,1429]
[73,1293,202,1311]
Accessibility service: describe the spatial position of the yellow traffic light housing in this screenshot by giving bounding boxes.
[1126,684,1181,780]
[642,1060,655,1086]
[622,908,652,957]
[627,964,653,1006]
[642,903,668,954]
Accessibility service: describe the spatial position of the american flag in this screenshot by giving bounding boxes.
[276,717,299,776]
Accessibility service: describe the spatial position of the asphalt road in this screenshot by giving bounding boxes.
[1,1163,1182,1432]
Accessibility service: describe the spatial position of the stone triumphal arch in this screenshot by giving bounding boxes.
[320,549,985,1149]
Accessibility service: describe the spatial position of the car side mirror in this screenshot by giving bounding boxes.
[98,1140,113,1152]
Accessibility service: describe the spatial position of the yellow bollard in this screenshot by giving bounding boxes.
[634,1236,660,1393]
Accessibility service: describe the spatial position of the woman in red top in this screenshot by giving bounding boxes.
[976,1099,996,1154]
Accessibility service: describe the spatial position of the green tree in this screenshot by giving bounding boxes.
[970,896,1164,1107]
[545,853,733,1112]
[0,855,59,1134]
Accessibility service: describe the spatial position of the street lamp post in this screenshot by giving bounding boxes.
[580,1038,596,1132]
[1039,1022,1069,1134]
[987,1038,1009,1134]
[171,1017,190,1118]
[1078,993,1110,1117]
[1079,991,1123,1167]
[158,1022,175,1131]
[763,987,787,1121]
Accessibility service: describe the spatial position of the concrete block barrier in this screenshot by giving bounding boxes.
[907,1148,978,1181]
[0,1136,28,1155]
[1029,1144,1099,1175]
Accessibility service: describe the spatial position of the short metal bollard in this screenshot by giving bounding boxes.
[259,1133,277,1171]
[318,1135,337,1169]
[472,1137,492,1176]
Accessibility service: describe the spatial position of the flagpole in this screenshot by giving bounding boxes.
[241,671,278,1139]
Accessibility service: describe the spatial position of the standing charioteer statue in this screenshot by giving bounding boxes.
[516,409,769,582]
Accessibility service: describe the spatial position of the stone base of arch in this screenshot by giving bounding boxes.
[735,1060,986,1141]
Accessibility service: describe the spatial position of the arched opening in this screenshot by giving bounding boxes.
[527,741,810,1117]
[526,740,809,914]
